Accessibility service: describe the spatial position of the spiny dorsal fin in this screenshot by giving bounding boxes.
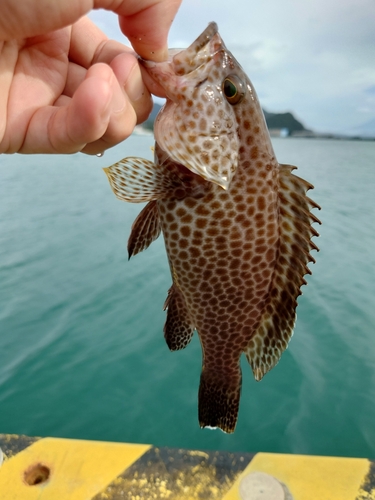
[245,163,321,381]
[128,200,161,259]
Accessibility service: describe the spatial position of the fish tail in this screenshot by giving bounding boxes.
[198,365,241,434]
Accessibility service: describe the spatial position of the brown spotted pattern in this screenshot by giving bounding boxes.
[104,23,321,433]
[143,23,239,189]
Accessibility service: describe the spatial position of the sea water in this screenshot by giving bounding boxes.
[0,136,374,458]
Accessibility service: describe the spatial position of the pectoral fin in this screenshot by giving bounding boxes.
[128,200,161,259]
[245,164,321,381]
[104,156,175,203]
[163,284,195,350]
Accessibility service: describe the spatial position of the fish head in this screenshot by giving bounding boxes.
[142,23,264,190]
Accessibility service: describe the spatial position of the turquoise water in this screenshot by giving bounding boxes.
[1,137,374,458]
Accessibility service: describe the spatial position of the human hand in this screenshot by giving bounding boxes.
[0,0,181,155]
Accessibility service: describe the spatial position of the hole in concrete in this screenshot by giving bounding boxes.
[24,463,50,486]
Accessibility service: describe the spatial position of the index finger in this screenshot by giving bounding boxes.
[116,0,182,62]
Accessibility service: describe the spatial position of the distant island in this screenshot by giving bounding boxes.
[262,109,307,137]
[138,102,374,141]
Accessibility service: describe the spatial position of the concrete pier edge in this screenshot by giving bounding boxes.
[0,434,374,499]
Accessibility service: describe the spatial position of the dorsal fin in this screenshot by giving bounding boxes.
[128,200,161,259]
[245,164,321,381]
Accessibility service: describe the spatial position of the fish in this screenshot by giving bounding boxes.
[104,22,321,433]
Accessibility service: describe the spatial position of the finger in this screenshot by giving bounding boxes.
[0,0,92,40]
[109,53,152,124]
[64,52,153,124]
[1,0,182,62]
[0,40,16,142]
[69,17,158,104]
[71,16,159,109]
[109,0,182,62]
[20,63,134,154]
[69,16,135,69]
[63,61,87,97]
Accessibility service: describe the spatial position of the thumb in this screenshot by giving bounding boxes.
[0,0,92,40]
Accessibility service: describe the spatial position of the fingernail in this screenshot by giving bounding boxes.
[141,49,169,65]
[152,48,169,62]
[125,64,147,103]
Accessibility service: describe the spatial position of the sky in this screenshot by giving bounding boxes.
[89,0,375,135]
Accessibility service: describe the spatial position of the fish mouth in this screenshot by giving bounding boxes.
[185,22,219,55]
[171,22,219,75]
[141,22,221,77]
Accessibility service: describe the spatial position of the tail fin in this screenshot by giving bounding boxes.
[198,366,242,433]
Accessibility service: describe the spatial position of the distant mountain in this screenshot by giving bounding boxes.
[263,109,307,134]
[144,103,308,135]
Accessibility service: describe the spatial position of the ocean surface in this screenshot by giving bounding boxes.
[1,136,374,458]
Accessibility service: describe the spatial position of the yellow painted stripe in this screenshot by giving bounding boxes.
[0,437,150,499]
[223,452,370,500]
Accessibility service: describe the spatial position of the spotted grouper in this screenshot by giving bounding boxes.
[104,22,321,433]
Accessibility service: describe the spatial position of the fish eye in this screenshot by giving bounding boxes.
[222,75,245,104]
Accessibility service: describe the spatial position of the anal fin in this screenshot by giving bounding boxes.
[198,364,242,434]
[163,284,195,351]
[245,163,321,381]
[128,200,161,259]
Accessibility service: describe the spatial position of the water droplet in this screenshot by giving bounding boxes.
[96,152,104,158]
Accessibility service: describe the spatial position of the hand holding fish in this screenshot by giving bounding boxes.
[0,0,181,155]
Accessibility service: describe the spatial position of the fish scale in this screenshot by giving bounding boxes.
[104,22,321,433]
